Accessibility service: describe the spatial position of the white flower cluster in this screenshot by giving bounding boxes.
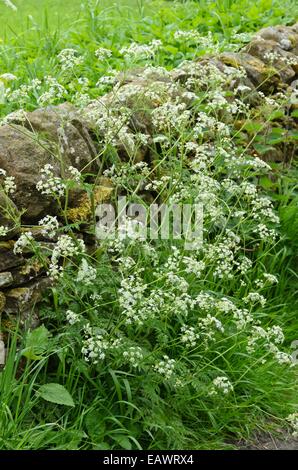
[68,166,81,182]
[204,232,240,279]
[247,325,291,365]
[123,347,144,368]
[182,257,205,277]
[58,48,83,71]
[118,272,148,324]
[210,376,234,395]
[38,215,59,239]
[95,47,112,60]
[264,50,297,66]
[36,164,65,198]
[0,168,16,194]
[151,100,191,132]
[255,273,278,288]
[48,235,85,279]
[174,30,219,53]
[66,309,80,325]
[13,232,34,254]
[77,259,97,285]
[153,355,175,379]
[38,76,65,105]
[243,292,267,307]
[198,314,224,343]
[81,324,121,364]
[180,325,200,348]
[193,112,230,138]
[104,161,150,188]
[7,78,42,105]
[120,40,162,60]
[0,226,9,237]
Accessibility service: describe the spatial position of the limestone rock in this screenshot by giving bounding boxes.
[0,240,24,271]
[0,105,98,223]
[24,104,98,170]
[244,39,297,83]
[4,278,52,315]
[219,52,280,92]
[0,272,13,288]
[255,24,298,55]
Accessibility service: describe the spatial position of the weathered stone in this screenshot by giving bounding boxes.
[244,39,297,83]
[66,177,113,222]
[219,52,281,92]
[0,105,98,223]
[10,260,45,286]
[0,250,25,271]
[4,278,52,315]
[255,24,298,54]
[24,104,98,169]
[0,272,13,287]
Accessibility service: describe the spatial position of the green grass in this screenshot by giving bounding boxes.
[0,0,298,451]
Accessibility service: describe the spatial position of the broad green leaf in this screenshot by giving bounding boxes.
[38,383,75,407]
[22,325,50,360]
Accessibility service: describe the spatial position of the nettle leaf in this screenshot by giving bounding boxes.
[37,383,75,407]
[22,325,50,360]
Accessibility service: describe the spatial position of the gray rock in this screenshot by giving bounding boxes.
[0,272,13,287]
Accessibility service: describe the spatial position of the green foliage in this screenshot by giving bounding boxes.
[37,383,75,407]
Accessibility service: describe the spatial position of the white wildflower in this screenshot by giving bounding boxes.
[66,310,80,325]
[77,259,97,285]
[36,164,65,198]
[0,226,9,237]
[211,376,233,395]
[13,232,34,254]
[123,347,143,368]
[95,47,112,60]
[38,215,59,239]
[153,355,175,379]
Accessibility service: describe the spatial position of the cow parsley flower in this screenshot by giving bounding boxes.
[153,355,175,379]
[38,215,59,239]
[243,292,266,307]
[13,232,34,254]
[36,164,65,197]
[211,376,233,395]
[95,47,112,60]
[180,325,200,348]
[77,259,97,285]
[123,347,144,368]
[58,48,83,70]
[0,226,9,237]
[66,310,80,325]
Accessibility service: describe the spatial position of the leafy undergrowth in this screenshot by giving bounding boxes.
[0,0,298,450]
